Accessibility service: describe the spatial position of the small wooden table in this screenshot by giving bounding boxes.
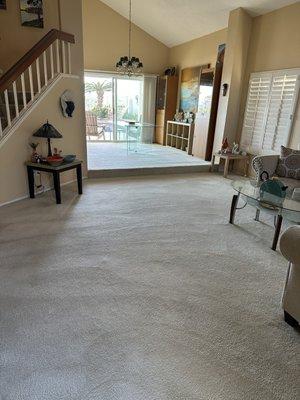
[211,153,250,178]
[26,160,83,204]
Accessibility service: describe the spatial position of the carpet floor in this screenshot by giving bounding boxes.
[0,174,299,400]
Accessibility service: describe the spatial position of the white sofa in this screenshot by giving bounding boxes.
[280,226,300,327]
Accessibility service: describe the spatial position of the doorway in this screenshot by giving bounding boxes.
[85,72,143,142]
[191,44,226,161]
[192,69,215,159]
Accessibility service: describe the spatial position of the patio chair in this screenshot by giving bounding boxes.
[86,111,105,140]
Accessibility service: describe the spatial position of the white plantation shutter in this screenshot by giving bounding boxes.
[241,69,300,154]
[263,73,299,152]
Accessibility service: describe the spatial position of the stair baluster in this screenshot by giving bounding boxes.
[4,90,11,128]
[68,43,72,74]
[0,29,75,141]
[43,51,48,87]
[12,81,19,118]
[21,73,27,110]
[56,40,61,73]
[28,66,34,101]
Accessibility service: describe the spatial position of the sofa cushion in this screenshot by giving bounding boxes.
[279,177,300,189]
[276,146,300,179]
[252,155,279,179]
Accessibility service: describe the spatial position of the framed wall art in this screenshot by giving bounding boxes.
[0,0,7,10]
[180,66,202,114]
[20,0,44,28]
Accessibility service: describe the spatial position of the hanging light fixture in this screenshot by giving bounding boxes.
[116,0,143,76]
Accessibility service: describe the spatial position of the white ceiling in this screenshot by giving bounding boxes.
[100,0,297,47]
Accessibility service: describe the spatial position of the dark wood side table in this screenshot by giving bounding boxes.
[26,160,83,204]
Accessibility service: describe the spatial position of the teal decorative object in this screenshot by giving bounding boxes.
[63,155,76,163]
[259,171,288,202]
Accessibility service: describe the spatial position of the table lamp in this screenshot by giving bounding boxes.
[33,121,63,157]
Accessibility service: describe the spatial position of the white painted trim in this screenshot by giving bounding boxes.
[0,194,29,208]
[0,176,88,208]
[85,69,158,78]
[0,73,79,149]
[250,68,300,77]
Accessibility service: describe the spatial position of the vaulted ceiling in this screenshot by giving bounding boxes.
[100,0,297,47]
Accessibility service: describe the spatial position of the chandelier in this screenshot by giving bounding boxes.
[116,0,143,76]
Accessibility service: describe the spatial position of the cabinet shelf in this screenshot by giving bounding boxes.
[166,121,194,154]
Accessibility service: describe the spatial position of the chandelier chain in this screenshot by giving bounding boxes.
[129,0,132,59]
[115,0,143,76]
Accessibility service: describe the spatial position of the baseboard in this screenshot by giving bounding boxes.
[0,176,88,208]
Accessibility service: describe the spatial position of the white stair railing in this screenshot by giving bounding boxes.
[0,30,75,141]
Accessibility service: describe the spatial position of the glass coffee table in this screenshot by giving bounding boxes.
[230,180,300,251]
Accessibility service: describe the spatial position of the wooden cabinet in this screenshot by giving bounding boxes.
[155,75,178,145]
[155,110,165,144]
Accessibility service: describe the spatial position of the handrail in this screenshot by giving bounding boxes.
[0,29,75,92]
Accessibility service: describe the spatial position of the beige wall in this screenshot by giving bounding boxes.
[213,8,252,153]
[82,0,169,75]
[168,28,227,109]
[0,0,87,206]
[168,3,300,155]
[169,28,227,71]
[0,0,60,73]
[0,77,86,206]
[237,2,300,151]
[246,2,300,73]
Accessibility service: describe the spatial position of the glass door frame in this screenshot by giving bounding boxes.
[114,74,144,142]
[85,71,144,143]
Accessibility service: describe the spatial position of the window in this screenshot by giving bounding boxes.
[241,69,300,154]
[84,72,157,142]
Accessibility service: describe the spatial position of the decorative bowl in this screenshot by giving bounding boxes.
[47,156,64,166]
[63,154,76,163]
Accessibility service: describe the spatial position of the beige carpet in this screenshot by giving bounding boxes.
[0,174,299,400]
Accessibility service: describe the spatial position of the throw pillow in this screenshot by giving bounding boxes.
[276,146,300,179]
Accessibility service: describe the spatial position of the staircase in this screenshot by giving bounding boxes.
[0,91,31,131]
[0,29,75,145]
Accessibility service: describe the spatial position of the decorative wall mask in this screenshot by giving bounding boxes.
[60,90,75,118]
[222,83,229,96]
[164,67,176,76]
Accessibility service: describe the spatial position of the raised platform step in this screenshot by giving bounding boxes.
[88,164,211,179]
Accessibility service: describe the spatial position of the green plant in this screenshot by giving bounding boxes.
[92,105,112,119]
[29,142,39,150]
[85,80,112,110]
[122,110,138,121]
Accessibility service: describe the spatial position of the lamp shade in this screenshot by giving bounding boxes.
[33,121,63,139]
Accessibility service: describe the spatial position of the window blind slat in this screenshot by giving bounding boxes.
[241,69,299,153]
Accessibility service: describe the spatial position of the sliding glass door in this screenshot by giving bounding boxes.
[85,73,144,142]
[85,75,114,141]
[115,77,143,141]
